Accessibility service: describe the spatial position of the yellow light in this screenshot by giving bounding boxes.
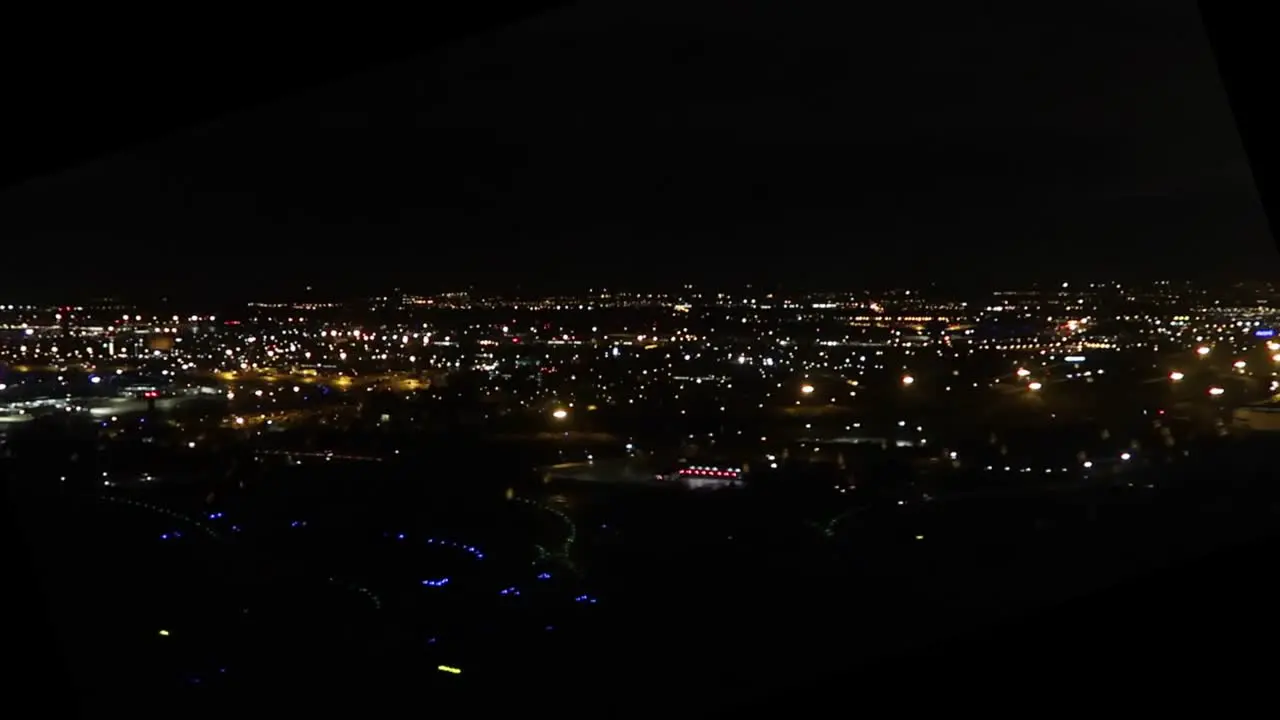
[1272,354,1280,363]
[1028,381,1042,391]
[901,375,914,385]
[551,409,568,419]
[1233,360,1247,369]
[800,384,814,394]
[437,665,462,674]
[158,630,170,636]
[1196,347,1211,356]
[1169,371,1184,381]
[1015,368,1030,377]
[1208,387,1225,396]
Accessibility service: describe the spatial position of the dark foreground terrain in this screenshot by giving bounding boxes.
[9,432,1280,716]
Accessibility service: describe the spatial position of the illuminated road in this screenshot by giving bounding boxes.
[254,449,384,462]
[204,369,434,392]
[543,460,663,485]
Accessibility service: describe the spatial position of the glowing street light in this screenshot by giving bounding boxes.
[800,384,815,394]
[1169,371,1184,381]
[1028,381,1043,391]
[551,409,568,420]
[901,375,915,386]
[1196,346,1211,356]
[1208,387,1225,396]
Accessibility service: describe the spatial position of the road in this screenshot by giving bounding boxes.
[543,460,663,485]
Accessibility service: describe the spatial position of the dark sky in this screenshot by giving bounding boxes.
[3,0,1275,300]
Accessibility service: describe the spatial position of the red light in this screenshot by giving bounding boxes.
[143,391,158,398]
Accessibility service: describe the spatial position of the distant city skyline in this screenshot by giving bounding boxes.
[4,277,1279,310]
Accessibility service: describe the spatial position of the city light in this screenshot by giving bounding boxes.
[15,93,1279,698]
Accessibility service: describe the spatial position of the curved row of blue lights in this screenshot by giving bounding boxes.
[153,515,599,603]
[93,496,223,541]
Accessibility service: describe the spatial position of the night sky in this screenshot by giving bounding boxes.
[3,0,1274,300]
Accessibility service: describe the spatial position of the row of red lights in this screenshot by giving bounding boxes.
[678,468,740,478]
